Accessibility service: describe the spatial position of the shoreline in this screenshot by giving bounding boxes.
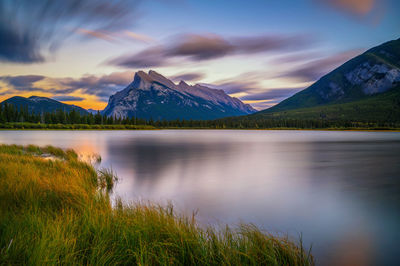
[1,127,400,132]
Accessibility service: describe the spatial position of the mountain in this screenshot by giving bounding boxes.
[102,70,256,120]
[1,96,88,115]
[87,109,101,114]
[251,38,400,122]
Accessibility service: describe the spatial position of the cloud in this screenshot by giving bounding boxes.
[52,96,85,102]
[108,33,316,68]
[123,31,154,43]
[232,34,312,54]
[203,81,257,94]
[170,72,205,82]
[58,71,134,100]
[244,100,280,110]
[271,51,323,64]
[76,29,154,44]
[316,0,376,15]
[0,0,139,63]
[108,47,167,68]
[75,28,117,42]
[1,75,45,88]
[240,88,302,101]
[0,71,134,101]
[0,23,44,63]
[166,34,234,60]
[279,49,364,81]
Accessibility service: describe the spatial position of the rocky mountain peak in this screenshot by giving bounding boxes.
[148,70,177,88]
[102,70,256,120]
[178,80,189,88]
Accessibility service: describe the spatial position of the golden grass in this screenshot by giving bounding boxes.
[0,144,313,265]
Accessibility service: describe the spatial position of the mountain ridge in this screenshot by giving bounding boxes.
[102,70,256,120]
[260,38,400,114]
[246,38,400,122]
[1,96,88,115]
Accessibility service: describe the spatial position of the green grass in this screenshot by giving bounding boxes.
[0,144,313,265]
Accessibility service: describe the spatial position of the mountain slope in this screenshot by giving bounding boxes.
[102,70,256,120]
[248,38,400,122]
[1,96,88,115]
[250,85,400,122]
[261,38,400,115]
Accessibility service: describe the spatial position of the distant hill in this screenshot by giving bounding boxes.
[1,96,88,115]
[251,38,400,122]
[102,70,256,120]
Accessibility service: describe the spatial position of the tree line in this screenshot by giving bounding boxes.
[0,103,399,129]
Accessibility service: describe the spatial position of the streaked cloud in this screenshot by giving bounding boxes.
[108,47,167,68]
[244,99,281,110]
[170,72,205,83]
[0,71,134,102]
[108,33,316,68]
[52,96,85,102]
[203,81,257,94]
[1,75,45,88]
[166,34,234,60]
[240,88,302,101]
[0,0,139,63]
[76,29,154,44]
[76,28,117,42]
[124,31,154,43]
[57,71,134,100]
[278,49,364,81]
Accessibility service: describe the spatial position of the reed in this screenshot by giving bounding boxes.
[0,144,313,265]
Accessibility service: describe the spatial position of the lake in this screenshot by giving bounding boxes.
[1,130,399,265]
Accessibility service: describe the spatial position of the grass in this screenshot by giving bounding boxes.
[0,144,314,265]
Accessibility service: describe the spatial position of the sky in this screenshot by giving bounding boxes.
[0,0,399,110]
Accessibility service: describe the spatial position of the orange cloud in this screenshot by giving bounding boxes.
[124,31,154,43]
[75,28,154,44]
[0,71,136,110]
[76,28,116,42]
[317,0,376,16]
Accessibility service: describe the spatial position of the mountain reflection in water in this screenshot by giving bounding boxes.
[0,130,399,265]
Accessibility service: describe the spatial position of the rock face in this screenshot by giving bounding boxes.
[1,96,88,115]
[102,70,256,120]
[263,38,400,113]
[345,62,400,94]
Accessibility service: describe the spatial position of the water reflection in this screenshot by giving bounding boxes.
[0,130,399,265]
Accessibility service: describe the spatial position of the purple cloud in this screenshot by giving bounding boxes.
[165,34,234,60]
[1,75,45,88]
[108,47,167,68]
[170,72,205,83]
[240,88,302,101]
[52,96,85,102]
[108,33,317,68]
[279,49,364,81]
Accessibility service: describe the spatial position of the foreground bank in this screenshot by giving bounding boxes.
[0,144,313,265]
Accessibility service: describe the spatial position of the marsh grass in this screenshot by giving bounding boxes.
[98,167,118,192]
[0,144,314,265]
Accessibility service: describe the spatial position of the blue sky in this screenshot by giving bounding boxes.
[0,0,399,110]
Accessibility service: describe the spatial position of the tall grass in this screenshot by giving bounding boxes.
[0,144,314,265]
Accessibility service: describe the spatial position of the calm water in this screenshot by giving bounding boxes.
[1,130,399,265]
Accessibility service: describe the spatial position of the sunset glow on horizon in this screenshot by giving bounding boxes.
[0,0,398,110]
